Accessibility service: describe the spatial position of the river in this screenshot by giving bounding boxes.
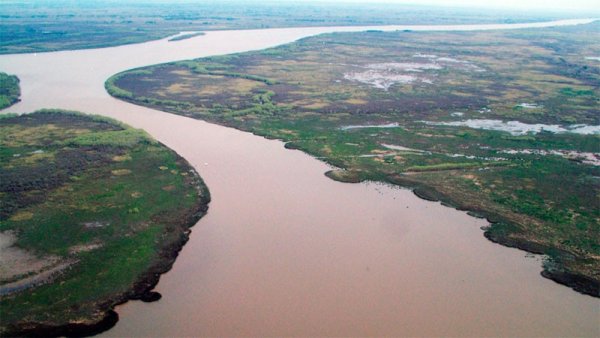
[0,19,598,337]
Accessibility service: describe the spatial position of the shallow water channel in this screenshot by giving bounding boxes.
[1,19,598,336]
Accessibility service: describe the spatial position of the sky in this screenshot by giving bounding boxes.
[295,0,600,12]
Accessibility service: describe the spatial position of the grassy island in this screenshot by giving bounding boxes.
[108,22,599,296]
[168,32,205,42]
[0,110,210,336]
[0,72,20,109]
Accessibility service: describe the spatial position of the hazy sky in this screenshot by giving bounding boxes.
[297,0,600,12]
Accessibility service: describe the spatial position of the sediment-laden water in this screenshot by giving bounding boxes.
[1,19,598,336]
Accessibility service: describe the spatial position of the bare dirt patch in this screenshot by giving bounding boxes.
[0,231,63,285]
[0,231,75,295]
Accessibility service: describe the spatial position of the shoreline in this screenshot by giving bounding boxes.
[324,168,599,297]
[1,18,597,336]
[107,95,598,299]
[2,151,211,338]
[1,18,596,57]
[170,101,600,297]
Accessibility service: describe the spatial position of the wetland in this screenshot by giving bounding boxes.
[0,111,209,336]
[110,22,600,296]
[0,17,598,337]
[0,0,569,54]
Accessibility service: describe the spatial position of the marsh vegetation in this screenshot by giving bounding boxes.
[0,72,20,109]
[0,110,210,336]
[168,32,205,42]
[110,22,600,296]
[0,0,573,54]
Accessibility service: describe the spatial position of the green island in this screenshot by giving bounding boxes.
[0,0,568,54]
[107,22,600,296]
[0,72,20,109]
[168,32,205,42]
[0,110,210,336]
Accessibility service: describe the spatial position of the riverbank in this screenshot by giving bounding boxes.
[1,20,597,337]
[283,147,599,297]
[4,202,207,337]
[323,167,598,297]
[0,111,210,337]
[106,23,599,297]
[2,1,576,55]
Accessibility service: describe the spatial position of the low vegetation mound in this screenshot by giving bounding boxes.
[0,110,210,336]
[0,72,20,109]
[168,32,205,42]
[108,23,599,297]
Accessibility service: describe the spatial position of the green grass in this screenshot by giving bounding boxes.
[0,110,209,334]
[1,228,160,323]
[0,72,20,109]
[168,32,205,42]
[406,162,491,172]
[560,87,595,97]
[66,128,156,147]
[105,73,135,99]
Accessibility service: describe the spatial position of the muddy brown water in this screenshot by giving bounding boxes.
[1,20,598,337]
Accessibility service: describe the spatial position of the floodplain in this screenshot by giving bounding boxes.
[110,22,600,295]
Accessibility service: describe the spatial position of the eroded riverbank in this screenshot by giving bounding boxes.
[1,20,598,336]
